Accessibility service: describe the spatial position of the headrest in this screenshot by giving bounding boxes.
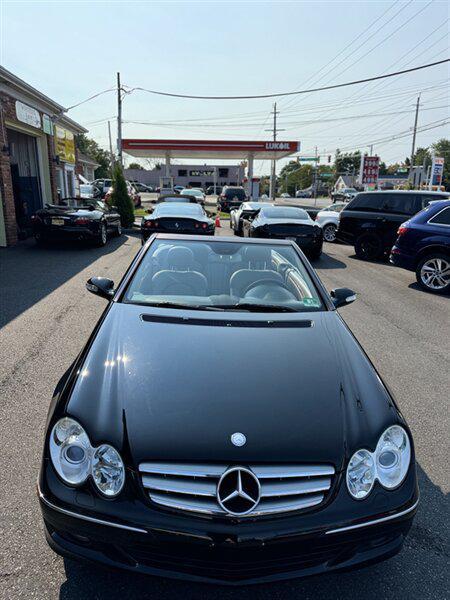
[189,243,209,264]
[167,246,195,269]
[242,245,272,265]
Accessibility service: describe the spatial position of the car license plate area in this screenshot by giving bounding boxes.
[51,218,65,226]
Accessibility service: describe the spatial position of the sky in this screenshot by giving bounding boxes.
[1,0,448,175]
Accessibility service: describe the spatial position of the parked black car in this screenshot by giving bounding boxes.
[230,201,273,236]
[206,185,223,195]
[336,190,450,260]
[390,199,450,293]
[218,186,247,212]
[141,202,214,243]
[243,206,323,259]
[31,199,121,246]
[38,235,418,585]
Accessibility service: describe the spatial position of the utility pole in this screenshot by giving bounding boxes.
[313,145,318,206]
[107,121,114,174]
[409,95,420,187]
[266,103,284,200]
[369,144,374,155]
[117,72,123,168]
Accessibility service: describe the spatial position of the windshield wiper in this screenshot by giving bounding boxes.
[141,301,225,311]
[212,302,299,313]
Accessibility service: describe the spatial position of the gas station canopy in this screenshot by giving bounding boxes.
[122,139,300,160]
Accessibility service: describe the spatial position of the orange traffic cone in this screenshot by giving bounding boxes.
[215,214,221,228]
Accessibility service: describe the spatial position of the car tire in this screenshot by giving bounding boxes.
[323,223,337,243]
[34,234,46,246]
[354,232,383,260]
[114,221,122,237]
[415,253,450,294]
[96,222,107,247]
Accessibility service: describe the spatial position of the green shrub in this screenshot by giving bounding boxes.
[110,164,135,227]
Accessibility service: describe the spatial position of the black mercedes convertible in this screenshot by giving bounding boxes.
[38,235,418,585]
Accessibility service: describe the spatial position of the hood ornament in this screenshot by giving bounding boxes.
[231,432,246,447]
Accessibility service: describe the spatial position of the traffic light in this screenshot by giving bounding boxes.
[328,155,331,163]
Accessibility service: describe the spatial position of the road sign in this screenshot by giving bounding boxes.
[358,156,380,186]
[430,156,444,188]
[298,157,320,162]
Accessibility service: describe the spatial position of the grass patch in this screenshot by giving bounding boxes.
[134,208,147,217]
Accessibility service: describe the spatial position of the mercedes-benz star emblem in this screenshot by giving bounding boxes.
[231,432,246,447]
[217,467,261,516]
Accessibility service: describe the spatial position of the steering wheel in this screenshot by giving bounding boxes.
[242,278,293,296]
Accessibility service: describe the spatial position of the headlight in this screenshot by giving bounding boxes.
[346,425,411,499]
[375,425,411,489]
[50,417,125,497]
[50,418,92,485]
[92,444,125,497]
[346,449,376,499]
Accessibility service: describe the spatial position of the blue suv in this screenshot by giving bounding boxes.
[390,200,450,294]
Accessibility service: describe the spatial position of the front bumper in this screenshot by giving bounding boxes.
[38,461,418,585]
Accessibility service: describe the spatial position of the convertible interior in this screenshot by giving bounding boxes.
[125,241,321,310]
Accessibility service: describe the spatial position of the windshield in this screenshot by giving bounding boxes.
[154,204,203,216]
[260,207,309,220]
[224,188,246,199]
[123,239,324,312]
[183,189,203,197]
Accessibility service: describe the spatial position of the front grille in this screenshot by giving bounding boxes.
[138,463,334,518]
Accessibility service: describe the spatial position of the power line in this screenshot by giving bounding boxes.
[281,0,414,112]
[125,59,448,101]
[280,0,404,111]
[65,88,115,111]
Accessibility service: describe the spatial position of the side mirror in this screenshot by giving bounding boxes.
[86,277,115,300]
[146,207,153,214]
[330,287,356,308]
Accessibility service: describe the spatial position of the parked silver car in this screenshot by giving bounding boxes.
[315,202,347,242]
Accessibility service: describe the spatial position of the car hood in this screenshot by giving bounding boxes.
[67,304,397,470]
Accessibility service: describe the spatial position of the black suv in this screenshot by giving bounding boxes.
[337,190,450,260]
[218,186,247,212]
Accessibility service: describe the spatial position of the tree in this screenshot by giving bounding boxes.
[109,164,135,227]
[334,150,361,177]
[128,162,144,170]
[278,162,314,195]
[412,147,431,168]
[75,134,111,178]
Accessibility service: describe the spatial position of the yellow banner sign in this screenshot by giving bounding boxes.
[55,125,75,164]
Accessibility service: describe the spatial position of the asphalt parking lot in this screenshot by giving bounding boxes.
[0,231,448,600]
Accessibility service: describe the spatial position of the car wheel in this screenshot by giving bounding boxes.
[415,253,450,293]
[354,232,383,260]
[34,233,46,246]
[96,222,107,247]
[115,221,122,237]
[323,223,337,242]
